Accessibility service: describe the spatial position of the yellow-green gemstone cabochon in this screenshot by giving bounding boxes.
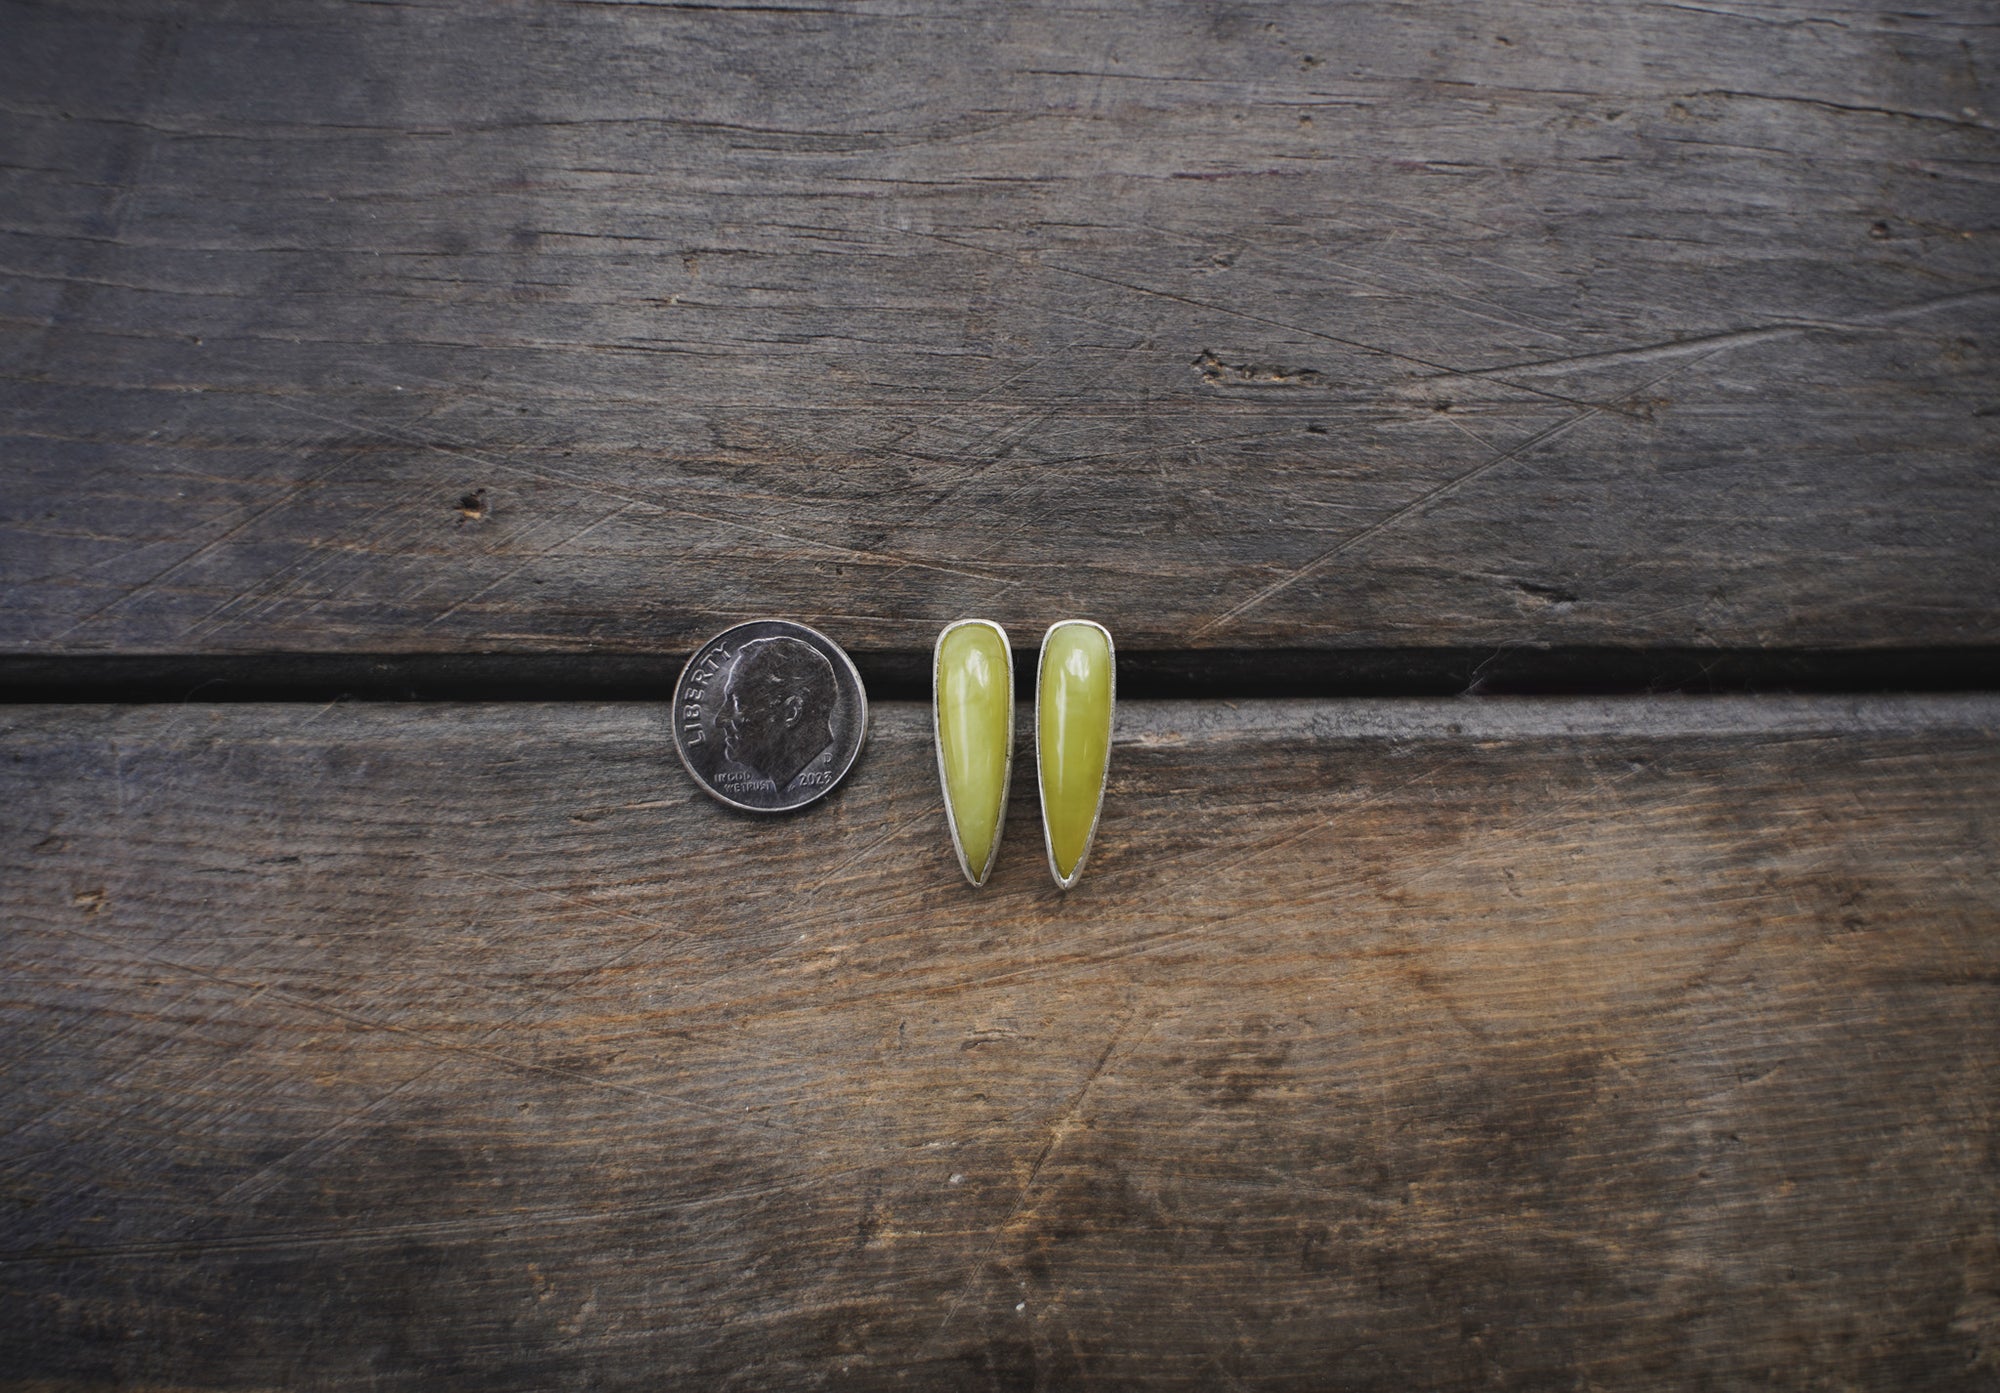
[936,624,1012,881]
[1038,623,1113,883]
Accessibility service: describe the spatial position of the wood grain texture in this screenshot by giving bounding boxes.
[3,697,1996,1389]
[3,0,1997,657]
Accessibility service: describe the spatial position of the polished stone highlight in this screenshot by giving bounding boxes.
[1037,621,1114,888]
[934,621,1013,884]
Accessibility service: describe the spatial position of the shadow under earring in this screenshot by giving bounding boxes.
[933,620,1014,886]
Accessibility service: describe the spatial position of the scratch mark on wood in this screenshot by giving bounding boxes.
[910,230,1614,413]
[1193,350,1727,637]
[59,928,802,1135]
[0,1160,889,1267]
[261,397,1021,589]
[926,1010,1141,1349]
[1433,286,2000,381]
[421,502,636,630]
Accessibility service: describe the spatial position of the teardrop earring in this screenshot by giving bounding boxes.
[1035,620,1114,889]
[933,620,1014,886]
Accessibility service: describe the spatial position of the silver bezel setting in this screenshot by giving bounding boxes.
[932,619,1014,887]
[670,618,869,814]
[1034,619,1115,891]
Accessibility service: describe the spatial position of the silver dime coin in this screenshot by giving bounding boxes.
[672,620,868,812]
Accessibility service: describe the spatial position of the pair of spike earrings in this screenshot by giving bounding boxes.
[933,620,1114,890]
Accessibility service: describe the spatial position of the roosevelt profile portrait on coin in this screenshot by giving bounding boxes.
[717,636,840,790]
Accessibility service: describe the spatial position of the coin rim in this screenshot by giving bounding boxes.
[671,619,869,814]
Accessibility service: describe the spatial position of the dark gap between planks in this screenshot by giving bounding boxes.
[2,648,1998,704]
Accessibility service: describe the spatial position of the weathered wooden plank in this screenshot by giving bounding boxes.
[3,0,1996,656]
[2,697,1995,1388]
